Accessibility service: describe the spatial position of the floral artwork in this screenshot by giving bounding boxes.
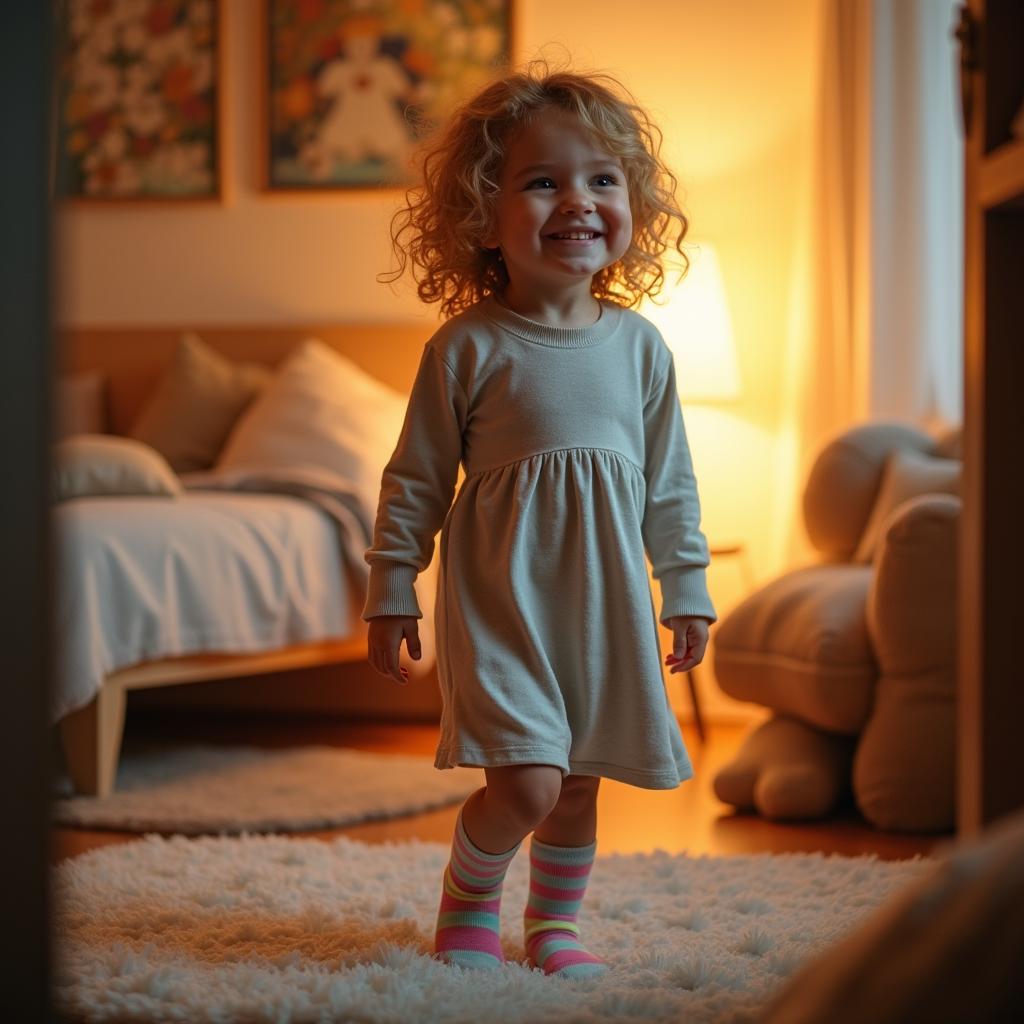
[267,0,511,189]
[54,0,221,200]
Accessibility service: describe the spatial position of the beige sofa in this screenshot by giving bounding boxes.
[711,421,961,832]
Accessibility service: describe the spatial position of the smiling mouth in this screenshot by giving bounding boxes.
[547,231,602,240]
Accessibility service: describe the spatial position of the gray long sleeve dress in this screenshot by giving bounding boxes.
[361,295,716,789]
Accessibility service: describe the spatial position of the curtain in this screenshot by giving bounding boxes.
[773,0,964,568]
[870,0,964,430]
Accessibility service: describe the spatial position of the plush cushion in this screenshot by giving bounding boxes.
[53,434,182,501]
[712,564,876,734]
[128,332,272,473]
[802,421,934,560]
[713,714,856,820]
[853,493,959,832]
[215,337,407,496]
[761,804,1024,1024]
[55,371,105,438]
[853,447,960,563]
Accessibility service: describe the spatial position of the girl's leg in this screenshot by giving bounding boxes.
[524,774,609,978]
[461,764,564,854]
[434,764,563,969]
[533,773,600,846]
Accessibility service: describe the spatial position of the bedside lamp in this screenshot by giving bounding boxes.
[640,243,741,402]
[641,243,745,745]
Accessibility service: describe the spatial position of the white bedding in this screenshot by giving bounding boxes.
[53,487,437,725]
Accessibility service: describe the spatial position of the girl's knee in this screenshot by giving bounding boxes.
[560,773,601,800]
[561,774,598,798]
[484,764,563,827]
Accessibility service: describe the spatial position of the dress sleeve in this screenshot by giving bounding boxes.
[641,353,718,626]
[361,343,468,620]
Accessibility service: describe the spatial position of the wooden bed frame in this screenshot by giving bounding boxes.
[57,321,436,797]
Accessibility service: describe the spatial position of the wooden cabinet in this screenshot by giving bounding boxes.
[956,0,1024,835]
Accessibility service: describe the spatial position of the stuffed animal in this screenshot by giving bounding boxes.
[713,715,857,820]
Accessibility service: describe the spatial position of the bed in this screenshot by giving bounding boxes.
[55,322,447,797]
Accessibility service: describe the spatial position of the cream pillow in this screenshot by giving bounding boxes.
[128,332,272,473]
[55,371,106,438]
[854,448,960,563]
[53,435,182,501]
[215,338,407,495]
[802,423,936,560]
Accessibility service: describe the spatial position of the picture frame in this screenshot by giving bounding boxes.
[263,0,513,191]
[52,0,225,202]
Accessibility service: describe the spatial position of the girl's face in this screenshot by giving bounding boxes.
[483,107,633,302]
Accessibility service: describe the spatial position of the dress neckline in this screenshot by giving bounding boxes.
[480,295,622,349]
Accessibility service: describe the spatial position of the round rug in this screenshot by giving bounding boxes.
[53,832,931,1023]
[52,743,482,834]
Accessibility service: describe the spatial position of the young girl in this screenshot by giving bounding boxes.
[362,62,717,978]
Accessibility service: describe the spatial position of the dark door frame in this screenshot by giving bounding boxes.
[1,5,56,1021]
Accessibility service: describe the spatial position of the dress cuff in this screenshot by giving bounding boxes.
[658,566,717,626]
[362,560,423,621]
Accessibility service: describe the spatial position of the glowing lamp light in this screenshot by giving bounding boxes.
[640,244,741,402]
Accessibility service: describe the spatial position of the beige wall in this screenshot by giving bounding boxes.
[56,0,818,331]
[55,0,821,722]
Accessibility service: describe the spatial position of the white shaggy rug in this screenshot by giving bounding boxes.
[52,744,481,834]
[53,832,931,1023]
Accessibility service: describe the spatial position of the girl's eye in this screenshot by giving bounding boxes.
[594,174,619,187]
[525,177,555,190]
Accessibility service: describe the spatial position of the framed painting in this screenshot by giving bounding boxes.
[263,0,513,191]
[53,0,224,201]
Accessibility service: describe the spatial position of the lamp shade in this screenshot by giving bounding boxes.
[640,244,741,401]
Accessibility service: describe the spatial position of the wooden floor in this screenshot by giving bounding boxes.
[51,711,945,865]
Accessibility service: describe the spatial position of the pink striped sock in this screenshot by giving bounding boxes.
[524,835,609,978]
[433,806,522,969]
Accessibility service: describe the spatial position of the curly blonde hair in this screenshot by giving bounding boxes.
[380,59,690,319]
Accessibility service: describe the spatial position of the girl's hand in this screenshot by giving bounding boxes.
[663,616,710,674]
[367,615,421,686]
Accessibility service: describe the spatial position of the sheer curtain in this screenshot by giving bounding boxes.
[773,0,964,567]
[870,0,963,428]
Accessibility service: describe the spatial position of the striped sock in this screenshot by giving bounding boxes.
[433,806,522,969]
[524,835,609,978]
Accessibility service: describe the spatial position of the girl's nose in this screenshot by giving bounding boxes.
[559,188,595,215]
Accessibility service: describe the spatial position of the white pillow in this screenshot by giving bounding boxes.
[215,338,407,495]
[854,447,961,563]
[53,434,183,502]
